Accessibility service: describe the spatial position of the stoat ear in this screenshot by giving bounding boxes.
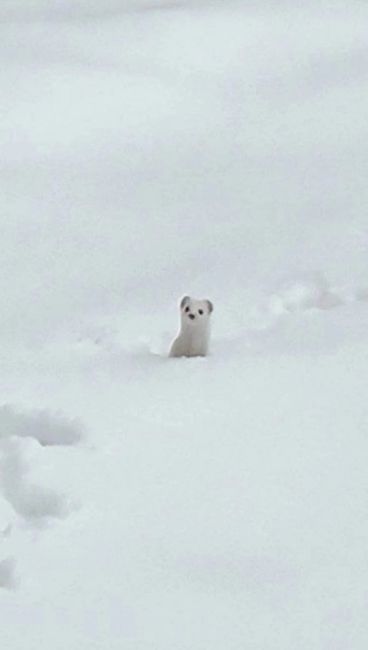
[206,300,214,313]
[180,295,190,309]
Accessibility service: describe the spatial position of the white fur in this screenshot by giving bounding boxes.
[169,296,213,358]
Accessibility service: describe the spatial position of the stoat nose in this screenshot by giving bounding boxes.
[188,313,195,320]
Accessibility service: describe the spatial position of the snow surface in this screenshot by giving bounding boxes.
[1,0,368,647]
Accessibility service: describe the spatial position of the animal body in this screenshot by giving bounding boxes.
[169,295,213,358]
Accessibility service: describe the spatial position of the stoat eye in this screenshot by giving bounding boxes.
[184,306,190,313]
[198,309,204,315]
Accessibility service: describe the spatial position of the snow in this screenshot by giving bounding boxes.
[1,0,368,648]
[0,405,84,446]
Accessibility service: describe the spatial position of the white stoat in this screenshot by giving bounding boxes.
[169,295,213,358]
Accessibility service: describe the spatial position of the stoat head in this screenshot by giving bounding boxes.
[179,295,213,327]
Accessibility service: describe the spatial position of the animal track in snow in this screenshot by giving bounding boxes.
[0,557,17,590]
[269,276,344,316]
[0,405,84,446]
[0,406,85,587]
[0,440,68,524]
